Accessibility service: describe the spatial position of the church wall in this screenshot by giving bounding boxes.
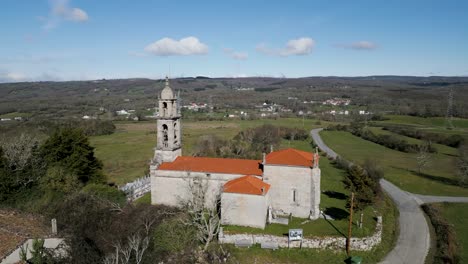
[263,165,318,218]
[151,170,257,208]
[310,167,321,219]
[221,192,269,229]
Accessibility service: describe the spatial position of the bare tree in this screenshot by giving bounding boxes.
[0,133,45,186]
[0,133,38,171]
[416,143,431,175]
[181,176,221,252]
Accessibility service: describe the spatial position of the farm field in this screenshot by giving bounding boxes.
[320,130,468,196]
[378,115,468,129]
[375,115,468,138]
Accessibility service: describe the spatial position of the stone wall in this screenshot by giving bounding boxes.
[219,216,382,251]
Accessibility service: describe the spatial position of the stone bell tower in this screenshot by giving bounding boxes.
[153,77,182,164]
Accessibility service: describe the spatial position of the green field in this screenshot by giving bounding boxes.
[378,115,468,129]
[320,130,468,196]
[439,203,468,262]
[0,112,32,118]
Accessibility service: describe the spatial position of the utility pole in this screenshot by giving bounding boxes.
[346,192,354,256]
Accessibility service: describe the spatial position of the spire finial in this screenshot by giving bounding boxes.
[165,76,169,87]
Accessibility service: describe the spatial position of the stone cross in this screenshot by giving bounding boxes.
[51,218,57,235]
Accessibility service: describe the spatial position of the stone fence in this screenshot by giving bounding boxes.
[119,176,151,201]
[219,216,382,251]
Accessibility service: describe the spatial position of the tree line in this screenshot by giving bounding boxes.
[193,124,309,159]
[327,124,438,154]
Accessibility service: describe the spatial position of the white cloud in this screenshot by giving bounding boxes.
[336,41,378,50]
[0,70,28,83]
[350,41,377,50]
[256,37,315,57]
[223,48,248,60]
[42,0,88,30]
[144,37,208,56]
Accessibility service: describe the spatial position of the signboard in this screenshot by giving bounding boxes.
[288,229,303,241]
[288,229,303,248]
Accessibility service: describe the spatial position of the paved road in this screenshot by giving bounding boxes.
[310,128,468,264]
[311,128,338,159]
[378,179,430,264]
[414,194,468,205]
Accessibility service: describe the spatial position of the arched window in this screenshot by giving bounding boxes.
[162,124,168,147]
[162,102,167,116]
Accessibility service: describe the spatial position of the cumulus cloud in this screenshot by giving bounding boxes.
[256,37,315,57]
[144,37,208,56]
[336,41,378,50]
[42,0,88,30]
[223,48,248,60]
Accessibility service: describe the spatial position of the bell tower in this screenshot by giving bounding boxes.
[153,77,182,164]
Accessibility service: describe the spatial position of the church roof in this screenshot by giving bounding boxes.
[158,156,262,175]
[223,175,270,195]
[266,148,315,167]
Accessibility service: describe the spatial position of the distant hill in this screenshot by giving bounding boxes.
[0,76,467,119]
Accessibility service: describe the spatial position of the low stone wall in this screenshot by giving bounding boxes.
[219,216,382,251]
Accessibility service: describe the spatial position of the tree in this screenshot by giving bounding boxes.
[0,133,46,188]
[457,143,468,187]
[40,128,104,185]
[19,238,53,264]
[416,142,431,175]
[362,159,384,196]
[181,177,221,252]
[343,164,377,211]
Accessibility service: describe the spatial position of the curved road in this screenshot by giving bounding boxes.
[311,128,468,264]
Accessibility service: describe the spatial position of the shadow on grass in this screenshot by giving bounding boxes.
[322,212,347,238]
[324,207,349,220]
[324,190,347,200]
[410,170,461,187]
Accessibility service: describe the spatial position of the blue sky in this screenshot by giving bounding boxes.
[1,0,467,82]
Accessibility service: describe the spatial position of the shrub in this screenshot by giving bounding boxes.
[422,204,460,264]
[82,183,126,205]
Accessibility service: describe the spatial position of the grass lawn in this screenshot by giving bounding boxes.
[320,130,468,196]
[438,203,468,263]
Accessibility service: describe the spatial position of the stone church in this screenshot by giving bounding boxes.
[150,78,321,229]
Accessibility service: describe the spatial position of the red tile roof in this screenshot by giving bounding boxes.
[158,156,262,175]
[266,148,316,167]
[223,175,270,195]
